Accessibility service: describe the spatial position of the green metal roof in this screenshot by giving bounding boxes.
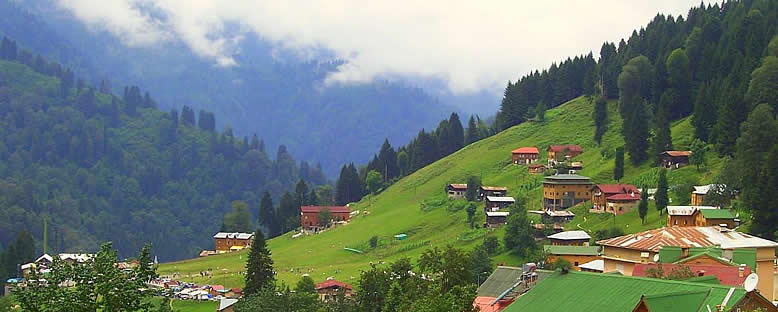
[476,266,524,297]
[543,245,600,256]
[502,270,747,312]
[675,251,734,266]
[542,174,594,185]
[732,248,757,270]
[684,275,721,285]
[640,289,711,312]
[700,209,737,219]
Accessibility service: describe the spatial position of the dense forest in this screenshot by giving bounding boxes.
[497,0,778,238]
[0,0,457,176]
[0,38,329,266]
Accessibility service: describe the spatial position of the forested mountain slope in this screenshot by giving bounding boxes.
[0,54,325,262]
[0,0,457,176]
[159,95,723,288]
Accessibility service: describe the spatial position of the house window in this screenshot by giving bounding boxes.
[574,262,579,266]
[674,220,678,225]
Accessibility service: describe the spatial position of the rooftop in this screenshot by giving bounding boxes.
[477,266,524,297]
[481,186,508,191]
[486,211,510,217]
[662,150,692,157]
[502,270,747,312]
[486,196,515,203]
[547,230,591,241]
[667,206,718,216]
[300,206,350,213]
[315,279,353,290]
[596,184,639,194]
[213,232,254,240]
[597,227,778,252]
[512,147,539,154]
[700,209,737,219]
[543,174,593,185]
[448,183,467,189]
[543,245,600,256]
[632,263,751,286]
[578,259,604,272]
[548,144,583,153]
[606,193,640,201]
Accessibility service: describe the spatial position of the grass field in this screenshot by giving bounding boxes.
[159,96,723,289]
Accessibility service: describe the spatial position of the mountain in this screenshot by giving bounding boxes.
[0,51,328,262]
[0,0,460,176]
[158,96,725,288]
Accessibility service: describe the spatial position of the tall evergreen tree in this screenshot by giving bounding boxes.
[625,101,650,164]
[244,230,275,296]
[656,168,669,216]
[465,115,480,145]
[654,93,673,160]
[448,112,465,153]
[535,101,546,122]
[638,187,648,224]
[259,192,276,234]
[614,147,625,182]
[593,94,608,144]
[666,49,692,118]
[691,83,715,141]
[736,104,777,228]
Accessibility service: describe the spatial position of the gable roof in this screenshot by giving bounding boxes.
[543,245,601,256]
[675,251,735,266]
[596,184,640,194]
[547,230,591,241]
[481,186,508,191]
[486,196,515,203]
[700,209,737,220]
[606,193,640,201]
[213,232,254,240]
[448,183,467,189]
[315,279,353,290]
[543,174,593,185]
[512,147,539,154]
[635,289,711,312]
[579,259,604,272]
[548,144,583,153]
[300,206,350,213]
[662,150,692,157]
[597,227,778,252]
[486,211,510,217]
[503,270,747,312]
[667,206,717,216]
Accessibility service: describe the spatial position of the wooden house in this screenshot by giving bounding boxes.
[446,184,467,199]
[213,232,254,252]
[528,163,546,174]
[534,210,576,224]
[315,279,353,301]
[596,226,778,300]
[603,193,641,215]
[547,230,591,246]
[591,184,640,213]
[690,184,726,206]
[542,174,594,210]
[544,245,601,271]
[485,196,515,211]
[659,151,691,169]
[300,206,351,231]
[485,211,509,227]
[666,206,737,228]
[479,186,508,200]
[511,147,539,165]
[547,144,583,162]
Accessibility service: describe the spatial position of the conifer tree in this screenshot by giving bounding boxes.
[735,104,777,223]
[244,230,275,296]
[691,83,715,142]
[535,101,546,122]
[614,147,624,182]
[448,112,465,152]
[666,49,692,118]
[656,168,669,216]
[654,94,673,161]
[593,94,608,144]
[465,115,480,145]
[259,192,276,234]
[638,187,648,224]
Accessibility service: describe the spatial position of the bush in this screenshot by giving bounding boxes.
[369,236,379,248]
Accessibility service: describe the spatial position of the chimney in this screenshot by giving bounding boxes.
[738,264,745,278]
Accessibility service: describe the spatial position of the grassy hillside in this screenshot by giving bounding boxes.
[159,96,723,288]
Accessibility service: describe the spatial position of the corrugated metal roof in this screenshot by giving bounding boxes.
[486,211,510,217]
[544,245,601,256]
[213,232,254,239]
[486,196,515,203]
[300,206,350,213]
[481,186,508,191]
[579,259,603,271]
[512,147,539,154]
[548,230,591,241]
[662,151,692,157]
[700,209,737,219]
[448,183,467,189]
[597,227,778,252]
[477,266,524,297]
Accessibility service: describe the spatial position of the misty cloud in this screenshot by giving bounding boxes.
[55,0,699,94]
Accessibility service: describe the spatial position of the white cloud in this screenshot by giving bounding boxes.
[55,0,700,93]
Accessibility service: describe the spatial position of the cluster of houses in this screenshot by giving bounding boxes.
[477,225,778,311]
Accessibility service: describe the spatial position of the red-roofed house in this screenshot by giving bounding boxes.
[447,183,468,199]
[511,147,539,165]
[632,263,751,286]
[301,206,350,231]
[591,184,640,213]
[315,279,353,301]
[660,151,692,169]
[547,145,583,161]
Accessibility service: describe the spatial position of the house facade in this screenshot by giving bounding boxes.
[315,279,353,301]
[659,151,691,169]
[446,184,467,198]
[485,211,509,227]
[213,232,254,252]
[511,147,539,165]
[604,193,640,215]
[300,206,351,231]
[666,206,736,228]
[528,164,546,174]
[544,245,601,271]
[596,226,778,300]
[542,174,593,210]
[591,184,639,213]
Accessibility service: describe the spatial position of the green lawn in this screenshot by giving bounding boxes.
[159,96,722,289]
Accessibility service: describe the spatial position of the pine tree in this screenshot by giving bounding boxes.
[593,94,608,144]
[691,83,715,142]
[654,93,673,161]
[465,115,480,145]
[666,49,692,118]
[735,104,777,221]
[614,147,624,182]
[625,101,650,164]
[448,112,465,153]
[259,192,276,234]
[656,168,669,216]
[638,187,648,224]
[713,90,740,155]
[244,230,275,296]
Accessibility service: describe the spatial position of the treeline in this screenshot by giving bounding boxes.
[0,35,327,262]
[334,113,493,205]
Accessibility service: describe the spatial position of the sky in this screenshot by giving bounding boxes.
[54,0,701,96]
